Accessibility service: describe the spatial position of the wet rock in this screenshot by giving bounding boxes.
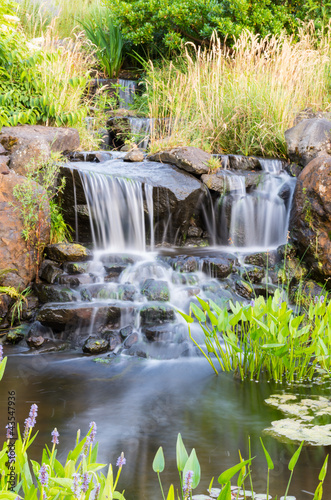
[201,172,226,193]
[228,155,262,171]
[0,294,11,326]
[9,139,51,176]
[253,283,279,298]
[26,335,45,348]
[45,243,93,262]
[184,286,201,297]
[118,283,136,301]
[83,336,109,354]
[120,325,133,339]
[140,304,176,326]
[36,339,69,353]
[28,320,53,338]
[80,288,93,301]
[100,254,135,266]
[103,263,127,280]
[149,146,211,175]
[276,258,307,286]
[291,155,331,282]
[141,279,170,301]
[187,226,203,238]
[123,149,144,162]
[0,271,26,291]
[124,332,139,348]
[202,257,233,278]
[277,243,296,260]
[183,237,209,247]
[244,251,278,268]
[285,118,331,167]
[173,256,199,273]
[6,325,30,344]
[39,260,63,284]
[242,266,265,284]
[68,151,112,163]
[63,262,90,274]
[235,279,254,299]
[20,295,39,322]
[143,324,173,341]
[0,172,50,287]
[58,274,96,287]
[34,284,77,303]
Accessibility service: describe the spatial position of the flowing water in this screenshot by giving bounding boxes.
[3,155,328,499]
[119,79,136,109]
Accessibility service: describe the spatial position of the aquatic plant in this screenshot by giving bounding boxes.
[179,289,331,382]
[153,433,328,500]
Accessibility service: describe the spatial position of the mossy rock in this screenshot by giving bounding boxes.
[83,336,109,354]
[6,324,30,344]
[45,243,93,263]
[141,279,170,301]
[140,304,175,326]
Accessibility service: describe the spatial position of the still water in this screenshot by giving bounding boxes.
[1,350,330,499]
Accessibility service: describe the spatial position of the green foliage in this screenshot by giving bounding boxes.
[180,289,331,382]
[106,0,331,54]
[49,200,73,244]
[80,10,124,78]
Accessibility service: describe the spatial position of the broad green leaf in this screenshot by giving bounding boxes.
[176,434,188,472]
[217,482,231,500]
[167,484,175,500]
[177,309,194,323]
[190,303,206,323]
[51,477,73,488]
[218,458,253,484]
[288,441,303,471]
[183,448,200,489]
[152,446,165,473]
[0,357,7,381]
[260,438,274,470]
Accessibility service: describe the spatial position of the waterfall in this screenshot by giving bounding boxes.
[118,79,136,109]
[215,159,296,249]
[128,117,152,149]
[79,170,154,251]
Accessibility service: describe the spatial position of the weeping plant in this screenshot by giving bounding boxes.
[81,11,124,78]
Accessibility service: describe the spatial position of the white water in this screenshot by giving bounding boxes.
[118,79,136,109]
[128,117,151,149]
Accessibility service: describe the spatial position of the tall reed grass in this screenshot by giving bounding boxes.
[147,27,331,157]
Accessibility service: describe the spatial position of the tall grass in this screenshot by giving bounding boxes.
[147,27,331,157]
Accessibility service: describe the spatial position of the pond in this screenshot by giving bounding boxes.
[1,349,330,499]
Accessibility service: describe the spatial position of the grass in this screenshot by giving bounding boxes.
[145,26,331,157]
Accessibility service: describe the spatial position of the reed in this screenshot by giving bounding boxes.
[146,26,331,157]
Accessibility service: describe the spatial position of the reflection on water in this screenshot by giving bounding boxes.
[0,351,330,499]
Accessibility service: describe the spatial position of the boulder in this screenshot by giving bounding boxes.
[291,155,331,282]
[285,118,331,167]
[0,125,80,175]
[140,304,176,326]
[39,260,63,284]
[123,149,144,162]
[45,243,93,262]
[228,155,262,171]
[202,257,233,278]
[148,147,211,175]
[34,284,77,303]
[6,325,29,344]
[201,171,263,194]
[36,304,121,331]
[0,172,50,287]
[141,279,170,301]
[26,335,45,348]
[83,336,109,354]
[63,262,90,274]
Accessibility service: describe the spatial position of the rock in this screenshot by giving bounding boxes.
[0,294,11,325]
[26,335,45,348]
[0,144,7,155]
[148,147,211,175]
[123,332,139,348]
[0,125,79,174]
[120,325,133,339]
[140,305,176,326]
[187,226,203,238]
[58,274,96,287]
[235,279,254,299]
[244,251,278,268]
[276,258,307,286]
[39,261,63,284]
[59,162,207,245]
[173,256,199,273]
[45,243,93,262]
[201,172,226,193]
[285,118,331,167]
[123,149,144,162]
[242,266,265,284]
[0,172,50,287]
[202,257,233,278]
[0,271,26,291]
[63,262,90,274]
[141,279,170,301]
[0,155,9,168]
[117,283,136,301]
[6,325,29,344]
[68,151,112,163]
[143,324,174,341]
[83,336,109,354]
[291,156,331,282]
[107,333,122,351]
[253,283,278,298]
[228,155,262,171]
[34,284,77,303]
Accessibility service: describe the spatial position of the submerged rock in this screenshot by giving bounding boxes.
[83,336,109,354]
[141,279,170,301]
[202,257,233,278]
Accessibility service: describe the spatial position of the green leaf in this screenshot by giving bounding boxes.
[177,309,194,323]
[190,302,206,322]
[152,446,165,473]
[167,484,175,500]
[218,458,253,485]
[0,357,7,381]
[288,441,303,471]
[217,482,231,500]
[318,454,328,481]
[176,433,188,472]
[183,448,200,489]
[260,438,274,470]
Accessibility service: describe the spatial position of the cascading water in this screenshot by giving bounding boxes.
[79,170,154,252]
[128,117,152,149]
[211,159,296,249]
[118,79,136,109]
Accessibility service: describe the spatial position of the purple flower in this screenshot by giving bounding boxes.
[6,423,13,439]
[51,428,59,445]
[0,344,3,362]
[24,404,38,438]
[72,472,81,497]
[91,485,100,500]
[89,421,97,444]
[321,295,325,304]
[116,452,126,467]
[250,300,255,308]
[183,470,194,498]
[82,472,91,493]
[38,464,49,488]
[314,295,318,304]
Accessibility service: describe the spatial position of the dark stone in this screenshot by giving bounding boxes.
[148,146,211,175]
[6,325,29,344]
[141,279,170,301]
[140,305,176,326]
[0,272,26,292]
[235,279,254,299]
[120,325,133,339]
[109,334,122,351]
[244,251,278,267]
[0,294,11,325]
[34,284,77,303]
[253,283,279,298]
[187,226,203,238]
[123,149,144,162]
[285,118,331,167]
[80,288,93,301]
[228,155,262,171]
[124,332,139,348]
[68,151,112,163]
[242,266,265,284]
[58,274,96,288]
[202,257,233,278]
[144,324,173,341]
[118,284,136,301]
[173,256,198,273]
[83,336,109,354]
[63,262,90,274]
[277,243,296,260]
[45,243,93,262]
[39,260,63,284]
